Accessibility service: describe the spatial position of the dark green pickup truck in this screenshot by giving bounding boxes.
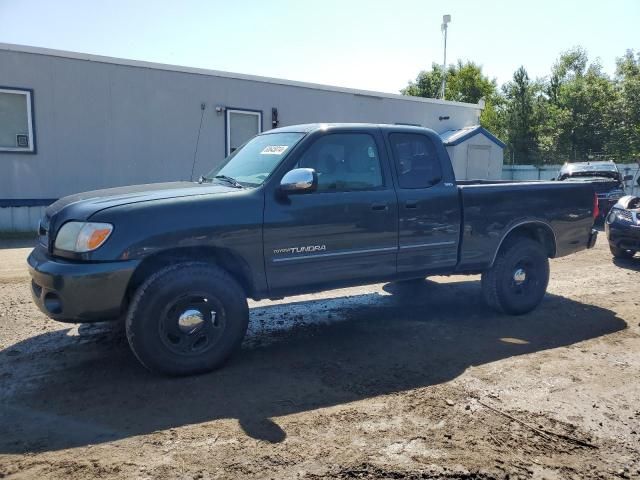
[28,123,598,375]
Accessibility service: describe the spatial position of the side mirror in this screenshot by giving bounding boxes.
[623,174,633,181]
[279,168,317,194]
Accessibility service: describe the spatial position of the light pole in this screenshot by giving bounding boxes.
[440,14,451,99]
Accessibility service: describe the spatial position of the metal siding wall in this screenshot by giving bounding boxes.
[0,206,44,232]
[0,49,480,202]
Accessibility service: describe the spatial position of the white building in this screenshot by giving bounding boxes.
[0,43,504,231]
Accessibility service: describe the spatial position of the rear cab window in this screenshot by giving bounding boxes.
[389,133,442,189]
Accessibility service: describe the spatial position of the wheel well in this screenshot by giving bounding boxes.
[124,247,254,308]
[493,222,557,265]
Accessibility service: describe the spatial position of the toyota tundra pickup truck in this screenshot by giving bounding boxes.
[28,124,599,375]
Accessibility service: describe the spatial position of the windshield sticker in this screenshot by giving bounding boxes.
[261,145,289,155]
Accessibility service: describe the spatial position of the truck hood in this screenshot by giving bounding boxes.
[43,182,239,232]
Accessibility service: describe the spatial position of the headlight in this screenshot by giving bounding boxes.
[607,209,632,224]
[54,222,113,252]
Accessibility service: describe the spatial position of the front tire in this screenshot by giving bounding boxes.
[125,262,248,376]
[610,245,636,259]
[481,237,550,315]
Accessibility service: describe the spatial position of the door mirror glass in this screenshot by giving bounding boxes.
[280,168,317,194]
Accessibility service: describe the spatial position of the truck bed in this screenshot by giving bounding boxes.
[456,180,595,271]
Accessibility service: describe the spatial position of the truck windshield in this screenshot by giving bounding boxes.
[559,171,620,182]
[203,132,305,187]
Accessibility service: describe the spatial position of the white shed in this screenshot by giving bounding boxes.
[440,125,505,180]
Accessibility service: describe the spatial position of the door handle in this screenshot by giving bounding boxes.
[371,203,389,211]
[405,200,418,209]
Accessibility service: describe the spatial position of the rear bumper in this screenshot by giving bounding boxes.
[27,246,140,323]
[606,223,640,251]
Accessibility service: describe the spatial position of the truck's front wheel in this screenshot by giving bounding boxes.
[125,262,248,376]
[481,237,549,315]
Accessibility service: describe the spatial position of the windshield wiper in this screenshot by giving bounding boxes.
[202,175,244,188]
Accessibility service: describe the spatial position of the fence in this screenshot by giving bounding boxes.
[502,164,640,196]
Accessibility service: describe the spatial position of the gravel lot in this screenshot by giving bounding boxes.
[0,235,639,479]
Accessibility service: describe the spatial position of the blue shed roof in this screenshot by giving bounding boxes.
[439,125,505,149]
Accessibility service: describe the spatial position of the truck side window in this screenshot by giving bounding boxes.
[389,133,442,189]
[297,134,383,192]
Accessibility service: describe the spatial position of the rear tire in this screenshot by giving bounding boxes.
[610,245,636,259]
[481,237,550,315]
[125,262,248,376]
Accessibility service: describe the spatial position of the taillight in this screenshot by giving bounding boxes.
[593,193,599,220]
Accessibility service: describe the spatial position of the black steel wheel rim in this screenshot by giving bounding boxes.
[509,257,539,298]
[158,292,226,356]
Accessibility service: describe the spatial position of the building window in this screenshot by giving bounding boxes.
[0,88,35,153]
[226,109,262,157]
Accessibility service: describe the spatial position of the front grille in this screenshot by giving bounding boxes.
[618,210,633,222]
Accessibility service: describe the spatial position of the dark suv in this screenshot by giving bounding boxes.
[557,161,630,221]
[606,195,640,259]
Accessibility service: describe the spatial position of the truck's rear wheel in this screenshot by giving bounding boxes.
[125,262,248,376]
[481,237,549,315]
[610,245,636,259]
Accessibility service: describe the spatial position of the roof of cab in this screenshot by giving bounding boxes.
[264,123,439,135]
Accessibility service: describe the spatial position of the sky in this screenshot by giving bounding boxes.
[1,0,638,94]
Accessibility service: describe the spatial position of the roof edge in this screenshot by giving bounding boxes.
[0,42,482,110]
[444,126,506,148]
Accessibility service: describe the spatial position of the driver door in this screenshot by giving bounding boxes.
[263,130,398,292]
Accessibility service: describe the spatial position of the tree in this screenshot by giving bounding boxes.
[542,48,618,161]
[402,61,497,104]
[402,61,504,144]
[401,47,640,165]
[446,60,497,104]
[503,67,538,164]
[610,50,640,161]
[401,63,444,99]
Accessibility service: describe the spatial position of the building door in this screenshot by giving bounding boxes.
[466,145,491,179]
[226,109,262,156]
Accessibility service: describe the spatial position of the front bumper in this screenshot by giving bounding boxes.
[28,246,140,323]
[606,221,640,252]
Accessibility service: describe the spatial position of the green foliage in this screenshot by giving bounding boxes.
[611,50,640,161]
[402,47,640,165]
[401,61,496,104]
[503,67,538,164]
[401,63,444,99]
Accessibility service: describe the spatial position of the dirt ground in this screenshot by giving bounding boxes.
[0,235,639,480]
